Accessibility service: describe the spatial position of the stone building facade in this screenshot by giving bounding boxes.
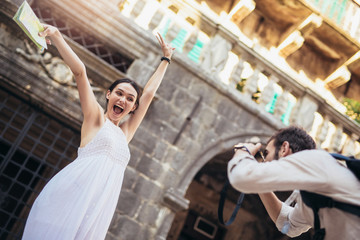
[1,0,359,239]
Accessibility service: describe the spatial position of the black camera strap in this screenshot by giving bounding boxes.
[218,179,245,226]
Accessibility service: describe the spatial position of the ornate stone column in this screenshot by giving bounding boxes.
[200,33,232,76]
[259,75,277,108]
[273,89,290,120]
[315,116,330,148]
[329,125,343,153]
[243,67,260,98]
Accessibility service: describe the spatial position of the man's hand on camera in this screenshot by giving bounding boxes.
[233,143,262,158]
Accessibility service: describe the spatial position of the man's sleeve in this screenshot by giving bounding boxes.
[276,200,312,237]
[227,150,329,193]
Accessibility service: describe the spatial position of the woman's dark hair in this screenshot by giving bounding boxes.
[268,126,316,158]
[105,78,142,114]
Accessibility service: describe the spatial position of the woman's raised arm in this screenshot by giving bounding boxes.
[121,33,174,142]
[40,24,102,121]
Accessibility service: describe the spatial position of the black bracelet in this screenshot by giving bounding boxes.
[161,56,171,64]
[234,146,251,155]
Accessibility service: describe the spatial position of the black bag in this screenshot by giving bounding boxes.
[329,153,360,180]
[300,153,360,240]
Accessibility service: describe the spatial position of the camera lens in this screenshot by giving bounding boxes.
[254,151,265,162]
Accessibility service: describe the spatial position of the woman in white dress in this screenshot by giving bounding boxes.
[22,24,174,240]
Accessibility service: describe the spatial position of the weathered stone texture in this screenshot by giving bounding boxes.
[122,167,138,190]
[134,175,163,201]
[137,155,164,181]
[146,119,178,144]
[131,126,158,155]
[127,145,144,168]
[116,189,141,217]
[136,202,160,226]
[152,139,168,161]
[158,169,179,190]
[163,146,190,173]
[195,104,218,128]
[108,215,142,240]
[166,63,195,88]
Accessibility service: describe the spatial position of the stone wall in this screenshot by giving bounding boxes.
[0,0,290,239]
[116,59,276,239]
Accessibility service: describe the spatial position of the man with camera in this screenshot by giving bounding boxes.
[227,126,360,240]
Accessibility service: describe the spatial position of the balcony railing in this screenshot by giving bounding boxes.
[304,0,360,42]
[112,0,360,157]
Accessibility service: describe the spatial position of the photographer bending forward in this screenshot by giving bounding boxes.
[228,126,360,240]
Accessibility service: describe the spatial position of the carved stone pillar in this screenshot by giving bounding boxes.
[130,0,146,19]
[243,67,260,99]
[229,57,245,88]
[289,95,318,132]
[273,90,290,119]
[182,30,198,55]
[329,125,343,153]
[200,33,232,75]
[315,116,330,148]
[165,24,181,43]
[342,133,359,156]
[149,9,165,31]
[259,75,277,108]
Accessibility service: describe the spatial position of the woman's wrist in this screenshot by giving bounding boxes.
[161,56,171,64]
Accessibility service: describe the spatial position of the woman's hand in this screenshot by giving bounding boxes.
[38,24,61,45]
[155,32,175,59]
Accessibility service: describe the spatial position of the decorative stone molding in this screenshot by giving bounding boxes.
[325,66,351,89]
[163,188,190,212]
[229,0,255,25]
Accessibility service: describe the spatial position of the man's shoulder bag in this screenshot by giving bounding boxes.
[300,153,360,240]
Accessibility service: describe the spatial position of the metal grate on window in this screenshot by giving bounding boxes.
[0,88,80,240]
[31,1,133,73]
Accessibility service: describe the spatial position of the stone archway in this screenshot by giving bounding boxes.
[162,129,313,240]
[176,130,273,196]
[164,130,275,240]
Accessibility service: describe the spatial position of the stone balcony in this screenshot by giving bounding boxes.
[117,0,360,156]
[304,0,360,42]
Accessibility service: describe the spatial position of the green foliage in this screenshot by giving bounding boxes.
[343,98,360,124]
[235,78,260,103]
[236,78,247,92]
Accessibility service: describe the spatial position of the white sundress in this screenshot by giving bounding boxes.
[22,118,130,240]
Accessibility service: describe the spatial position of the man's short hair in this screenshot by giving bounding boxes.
[268,126,316,155]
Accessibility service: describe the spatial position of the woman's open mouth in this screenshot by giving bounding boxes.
[113,105,124,114]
